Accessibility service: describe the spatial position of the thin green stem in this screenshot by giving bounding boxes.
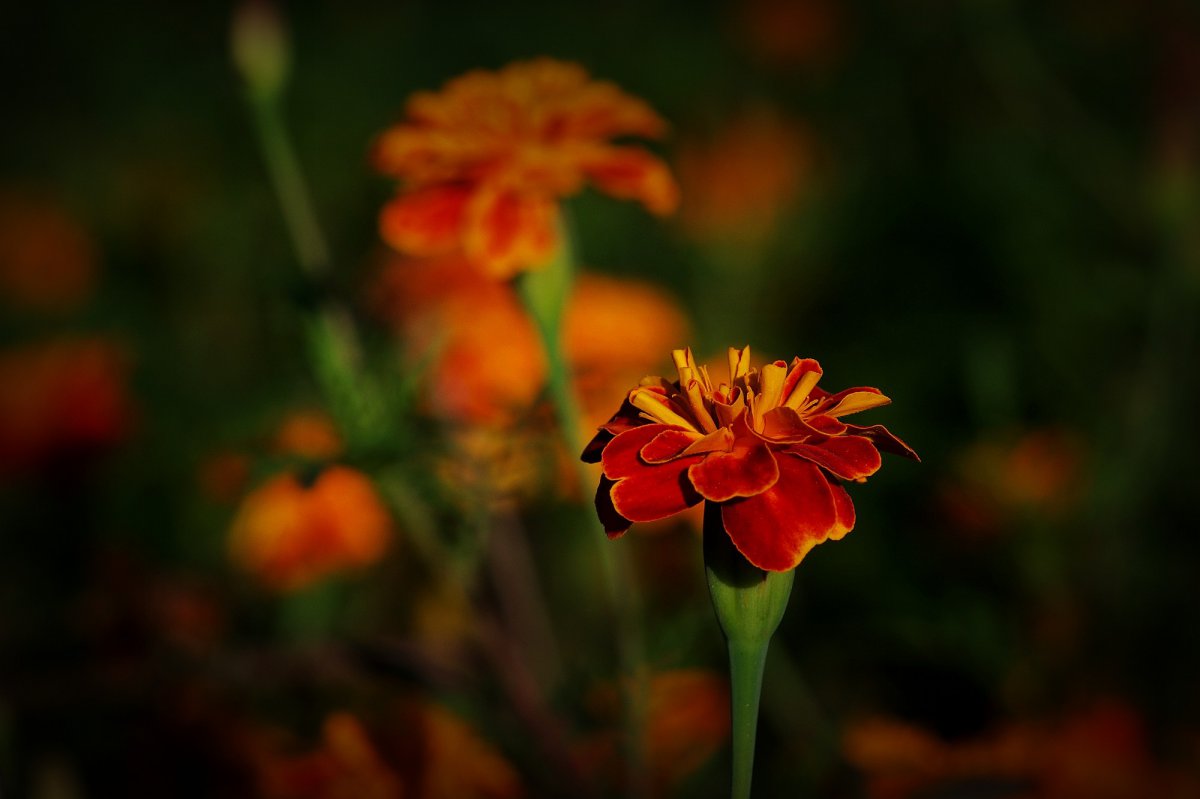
[248,93,330,277]
[517,216,649,798]
[728,640,770,799]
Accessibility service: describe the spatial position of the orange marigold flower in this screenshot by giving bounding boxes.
[0,192,97,313]
[371,254,546,425]
[575,669,730,797]
[373,58,678,278]
[583,347,917,571]
[228,466,392,591]
[675,109,813,246]
[0,337,132,475]
[274,409,343,460]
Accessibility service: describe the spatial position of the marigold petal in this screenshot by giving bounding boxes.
[464,187,558,279]
[828,478,856,538]
[558,81,668,140]
[610,458,703,523]
[843,423,921,461]
[815,387,891,418]
[682,426,735,457]
[379,184,471,257]
[596,476,633,538]
[601,423,677,480]
[719,456,839,571]
[687,438,780,502]
[641,428,703,464]
[781,358,823,408]
[580,145,679,215]
[786,436,882,482]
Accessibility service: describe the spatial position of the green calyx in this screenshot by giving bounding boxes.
[703,502,795,799]
[704,503,795,646]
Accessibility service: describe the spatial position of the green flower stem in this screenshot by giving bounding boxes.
[704,503,795,799]
[238,40,387,451]
[516,216,650,798]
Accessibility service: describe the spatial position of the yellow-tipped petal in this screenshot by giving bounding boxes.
[727,345,751,384]
[825,391,892,418]
[684,379,718,433]
[630,387,700,432]
[758,360,787,412]
[783,367,823,409]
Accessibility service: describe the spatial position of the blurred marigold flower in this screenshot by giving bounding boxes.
[370,256,689,431]
[371,255,546,426]
[575,669,730,797]
[0,193,97,314]
[255,713,403,799]
[737,0,844,69]
[228,466,391,591]
[273,409,343,460]
[565,272,691,410]
[843,700,1200,799]
[939,428,1083,538]
[583,347,917,571]
[373,58,678,278]
[0,338,132,475]
[675,109,813,246]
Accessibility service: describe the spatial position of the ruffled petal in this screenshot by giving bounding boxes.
[687,438,780,502]
[785,436,882,482]
[463,187,558,278]
[581,398,646,464]
[557,81,668,140]
[579,145,679,215]
[828,478,856,539]
[596,476,633,538]
[842,423,921,461]
[812,386,891,418]
[601,423,677,480]
[610,457,703,523]
[379,184,471,257]
[641,428,703,463]
[719,456,839,571]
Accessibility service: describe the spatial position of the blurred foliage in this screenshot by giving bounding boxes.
[2,0,1199,797]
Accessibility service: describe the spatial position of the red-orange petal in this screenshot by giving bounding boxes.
[641,428,702,464]
[601,423,677,480]
[596,476,633,538]
[687,438,780,502]
[719,456,839,571]
[580,145,679,215]
[464,187,558,278]
[828,479,856,538]
[379,184,471,256]
[610,457,703,523]
[842,423,921,461]
[786,435,882,481]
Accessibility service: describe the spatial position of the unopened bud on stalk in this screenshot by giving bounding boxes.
[232,1,290,99]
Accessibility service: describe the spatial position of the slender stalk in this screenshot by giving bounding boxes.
[728,640,769,799]
[704,503,794,799]
[516,216,650,798]
[249,94,331,277]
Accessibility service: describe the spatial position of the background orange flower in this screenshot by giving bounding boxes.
[373,58,678,278]
[227,465,392,591]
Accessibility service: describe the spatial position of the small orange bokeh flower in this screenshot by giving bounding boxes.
[228,466,392,591]
[676,109,813,246]
[584,347,917,571]
[0,193,97,313]
[254,713,403,799]
[843,700,1200,799]
[371,255,689,430]
[575,669,730,797]
[273,409,344,461]
[0,337,132,475]
[373,58,678,278]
